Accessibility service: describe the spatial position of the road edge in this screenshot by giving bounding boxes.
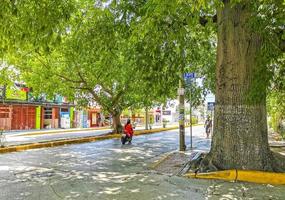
[185,169,285,185]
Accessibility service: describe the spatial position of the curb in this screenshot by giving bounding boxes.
[0,127,180,154]
[185,169,285,185]
[149,151,176,169]
[270,145,285,148]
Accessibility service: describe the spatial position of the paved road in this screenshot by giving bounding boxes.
[0,127,284,200]
[4,125,175,146]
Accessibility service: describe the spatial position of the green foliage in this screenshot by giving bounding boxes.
[0,0,76,57]
[6,1,171,119]
[185,78,208,109]
[0,64,19,86]
[0,0,77,88]
[2,0,284,129]
[267,91,285,138]
[245,1,285,103]
[130,0,217,95]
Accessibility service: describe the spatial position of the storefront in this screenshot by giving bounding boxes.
[0,84,36,130]
[12,105,36,130]
[60,107,70,129]
[74,110,88,128]
[155,108,161,123]
[0,83,74,131]
[89,109,101,127]
[0,104,37,130]
[0,105,11,130]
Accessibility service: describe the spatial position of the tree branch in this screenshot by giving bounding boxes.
[55,73,83,84]
[199,15,217,27]
[100,84,114,96]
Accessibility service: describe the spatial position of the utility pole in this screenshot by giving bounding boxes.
[178,78,186,151]
[189,85,193,149]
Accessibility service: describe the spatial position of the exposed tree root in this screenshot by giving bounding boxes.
[187,153,219,173]
[186,151,285,173]
[199,154,219,172]
[271,151,285,172]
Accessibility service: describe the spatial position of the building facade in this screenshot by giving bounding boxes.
[0,83,75,131]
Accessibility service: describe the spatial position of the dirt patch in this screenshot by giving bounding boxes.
[151,152,192,175]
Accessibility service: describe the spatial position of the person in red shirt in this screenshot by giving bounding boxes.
[122,119,133,144]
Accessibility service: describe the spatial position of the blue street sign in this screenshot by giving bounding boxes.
[184,72,195,79]
[207,102,215,111]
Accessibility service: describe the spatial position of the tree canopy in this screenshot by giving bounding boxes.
[3,1,184,132]
[0,0,76,57]
[1,0,285,170]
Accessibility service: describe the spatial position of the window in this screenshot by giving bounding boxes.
[44,107,52,119]
[61,108,69,112]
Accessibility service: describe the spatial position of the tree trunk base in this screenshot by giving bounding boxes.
[188,151,285,173]
[188,153,219,173]
[112,113,123,134]
[272,152,285,172]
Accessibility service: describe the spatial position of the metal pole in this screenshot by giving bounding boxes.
[179,78,186,151]
[188,74,196,149]
[211,109,213,137]
[190,88,193,149]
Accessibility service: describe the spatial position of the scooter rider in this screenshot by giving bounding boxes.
[122,119,134,144]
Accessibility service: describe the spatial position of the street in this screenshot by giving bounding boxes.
[0,126,284,200]
[4,125,171,146]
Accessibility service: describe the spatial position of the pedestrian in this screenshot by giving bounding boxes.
[204,116,212,138]
[122,119,134,144]
[97,116,101,127]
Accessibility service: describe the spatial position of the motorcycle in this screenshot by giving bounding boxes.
[121,132,132,145]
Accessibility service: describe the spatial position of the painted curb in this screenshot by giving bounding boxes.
[10,124,200,137]
[185,169,285,185]
[0,126,181,154]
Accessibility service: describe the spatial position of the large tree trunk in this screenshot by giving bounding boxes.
[202,1,285,172]
[112,112,122,134]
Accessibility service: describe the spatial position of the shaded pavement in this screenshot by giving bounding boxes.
[0,127,284,199]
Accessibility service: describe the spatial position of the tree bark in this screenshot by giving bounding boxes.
[145,107,149,130]
[202,2,285,172]
[112,112,122,134]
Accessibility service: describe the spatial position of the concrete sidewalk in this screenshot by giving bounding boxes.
[2,126,111,136]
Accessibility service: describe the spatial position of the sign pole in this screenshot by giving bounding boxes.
[211,109,213,137]
[178,79,186,151]
[190,83,193,149]
[184,72,195,149]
